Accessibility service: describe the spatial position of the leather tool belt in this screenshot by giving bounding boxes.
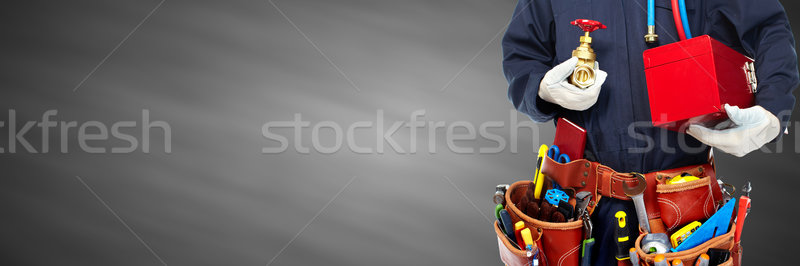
[494,155,743,266]
[539,155,723,234]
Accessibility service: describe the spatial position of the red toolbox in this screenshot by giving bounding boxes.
[643,35,756,132]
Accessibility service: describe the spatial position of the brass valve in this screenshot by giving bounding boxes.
[569,19,606,89]
[645,25,659,43]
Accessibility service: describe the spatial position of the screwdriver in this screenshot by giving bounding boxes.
[695,254,709,266]
[629,248,639,266]
[654,254,670,266]
[495,204,504,221]
[614,211,632,261]
[500,210,515,241]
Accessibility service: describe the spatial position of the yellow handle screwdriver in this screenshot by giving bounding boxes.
[614,211,632,260]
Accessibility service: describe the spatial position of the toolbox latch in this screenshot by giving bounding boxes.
[744,62,758,94]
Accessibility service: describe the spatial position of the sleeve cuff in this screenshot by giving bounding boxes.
[522,73,560,122]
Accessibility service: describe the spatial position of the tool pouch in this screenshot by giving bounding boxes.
[655,176,718,231]
[632,228,742,266]
[504,181,584,266]
[495,220,542,266]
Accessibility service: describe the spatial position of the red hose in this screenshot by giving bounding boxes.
[672,0,687,40]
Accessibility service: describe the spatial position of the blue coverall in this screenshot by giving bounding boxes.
[502,0,798,264]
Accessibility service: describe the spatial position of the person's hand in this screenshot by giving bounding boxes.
[686,104,781,157]
[538,57,607,111]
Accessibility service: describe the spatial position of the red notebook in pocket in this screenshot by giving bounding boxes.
[553,117,586,160]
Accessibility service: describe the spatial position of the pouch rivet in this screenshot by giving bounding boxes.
[585,162,590,168]
[583,172,589,177]
[581,181,586,186]
[699,167,704,173]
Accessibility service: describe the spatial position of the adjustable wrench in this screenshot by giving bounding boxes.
[623,173,650,233]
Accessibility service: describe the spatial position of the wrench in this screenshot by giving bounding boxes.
[623,173,650,233]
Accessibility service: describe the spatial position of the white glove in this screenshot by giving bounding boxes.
[686,104,781,157]
[538,57,608,111]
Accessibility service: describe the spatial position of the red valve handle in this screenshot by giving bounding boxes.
[571,19,607,33]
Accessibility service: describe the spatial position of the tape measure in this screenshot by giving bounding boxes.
[671,221,702,248]
[667,174,700,185]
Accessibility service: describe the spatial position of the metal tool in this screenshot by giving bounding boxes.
[695,254,709,266]
[577,192,594,266]
[575,191,593,220]
[623,173,651,233]
[742,181,751,197]
[494,184,509,205]
[654,254,670,266]
[614,211,632,261]
[717,178,735,204]
[578,193,594,266]
[642,233,671,254]
[629,248,640,266]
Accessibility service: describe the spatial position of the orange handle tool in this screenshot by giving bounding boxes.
[734,196,751,242]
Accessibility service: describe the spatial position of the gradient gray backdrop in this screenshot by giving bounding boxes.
[2,0,799,265]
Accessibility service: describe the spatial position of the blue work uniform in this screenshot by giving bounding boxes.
[502,0,798,265]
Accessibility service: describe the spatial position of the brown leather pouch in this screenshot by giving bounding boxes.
[505,181,584,266]
[495,220,540,266]
[632,227,741,266]
[656,176,718,232]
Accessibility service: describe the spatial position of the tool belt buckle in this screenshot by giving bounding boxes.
[628,172,645,182]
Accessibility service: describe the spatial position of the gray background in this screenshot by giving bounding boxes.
[1,0,799,265]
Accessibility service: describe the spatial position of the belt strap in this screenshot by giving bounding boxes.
[540,156,720,220]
